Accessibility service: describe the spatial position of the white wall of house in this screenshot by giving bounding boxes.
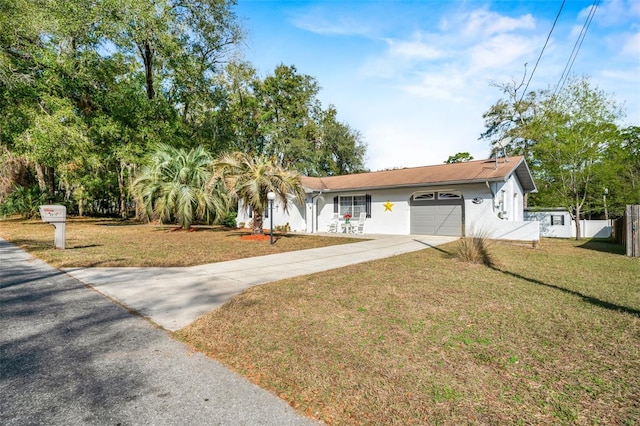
[462,181,539,241]
[314,188,411,234]
[486,176,525,222]
[311,181,538,241]
[236,199,305,231]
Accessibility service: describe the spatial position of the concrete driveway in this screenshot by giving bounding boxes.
[64,234,457,331]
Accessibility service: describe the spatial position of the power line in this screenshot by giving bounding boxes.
[554,0,600,96]
[519,0,566,103]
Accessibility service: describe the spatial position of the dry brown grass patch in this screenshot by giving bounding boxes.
[0,217,363,267]
[453,233,495,266]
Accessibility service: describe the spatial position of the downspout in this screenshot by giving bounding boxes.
[311,191,323,233]
[486,181,496,213]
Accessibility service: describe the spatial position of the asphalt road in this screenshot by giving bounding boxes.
[0,238,317,426]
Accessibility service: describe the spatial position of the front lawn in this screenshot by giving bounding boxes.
[0,217,362,267]
[177,238,640,425]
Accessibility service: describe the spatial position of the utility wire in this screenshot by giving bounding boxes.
[519,0,566,103]
[554,0,600,96]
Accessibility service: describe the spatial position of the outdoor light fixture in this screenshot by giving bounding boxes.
[267,191,276,245]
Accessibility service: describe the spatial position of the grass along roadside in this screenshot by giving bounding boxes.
[177,238,640,425]
[0,217,362,268]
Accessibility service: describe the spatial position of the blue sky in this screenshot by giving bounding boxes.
[234,0,640,171]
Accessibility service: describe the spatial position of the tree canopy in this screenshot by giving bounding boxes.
[0,1,367,221]
[215,151,305,235]
[133,144,228,230]
[481,75,637,238]
[445,152,474,164]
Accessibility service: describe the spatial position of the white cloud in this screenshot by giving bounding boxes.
[621,31,640,56]
[387,37,445,60]
[402,71,467,102]
[462,9,536,37]
[360,7,542,105]
[289,7,373,36]
[586,0,640,26]
[469,34,538,70]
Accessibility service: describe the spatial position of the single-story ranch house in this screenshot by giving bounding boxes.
[238,156,540,242]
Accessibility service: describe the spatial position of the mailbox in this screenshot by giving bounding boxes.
[39,205,66,249]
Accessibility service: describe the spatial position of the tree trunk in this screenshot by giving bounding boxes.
[35,163,47,191]
[574,206,582,240]
[117,162,128,219]
[143,41,155,100]
[47,166,55,201]
[252,212,264,235]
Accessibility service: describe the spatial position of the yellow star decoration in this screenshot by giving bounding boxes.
[383,200,394,212]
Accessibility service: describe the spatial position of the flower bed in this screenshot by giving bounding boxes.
[240,234,271,241]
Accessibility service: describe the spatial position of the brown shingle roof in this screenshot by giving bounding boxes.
[301,156,536,193]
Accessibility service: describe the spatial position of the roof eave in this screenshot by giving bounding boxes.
[512,157,537,193]
[304,177,512,193]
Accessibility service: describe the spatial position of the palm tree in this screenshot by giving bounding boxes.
[133,144,228,230]
[215,151,305,235]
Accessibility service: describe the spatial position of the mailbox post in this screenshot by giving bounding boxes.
[39,205,66,249]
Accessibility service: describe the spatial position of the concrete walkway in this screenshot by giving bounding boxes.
[65,234,457,331]
[0,238,315,425]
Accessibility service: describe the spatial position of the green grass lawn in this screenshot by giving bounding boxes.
[177,238,640,425]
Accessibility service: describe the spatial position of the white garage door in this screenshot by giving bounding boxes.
[410,193,463,236]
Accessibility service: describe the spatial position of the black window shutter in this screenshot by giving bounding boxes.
[249,207,253,218]
[366,194,371,218]
[333,196,338,213]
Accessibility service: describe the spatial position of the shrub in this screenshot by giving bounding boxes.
[454,233,494,266]
[0,185,49,219]
[221,212,237,228]
[275,222,291,233]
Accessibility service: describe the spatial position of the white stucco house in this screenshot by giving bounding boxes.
[238,156,540,242]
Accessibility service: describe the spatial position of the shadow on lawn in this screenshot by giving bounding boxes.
[412,238,453,255]
[69,244,102,250]
[6,239,51,252]
[491,266,640,318]
[95,221,142,227]
[577,238,626,255]
[228,231,306,240]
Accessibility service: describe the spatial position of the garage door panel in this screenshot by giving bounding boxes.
[411,203,462,236]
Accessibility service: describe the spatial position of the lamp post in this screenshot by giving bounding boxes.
[267,191,276,245]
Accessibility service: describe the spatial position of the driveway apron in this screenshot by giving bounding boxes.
[0,238,316,425]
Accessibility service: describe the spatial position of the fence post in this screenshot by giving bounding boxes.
[631,205,640,257]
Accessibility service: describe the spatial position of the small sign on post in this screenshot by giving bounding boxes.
[39,205,66,250]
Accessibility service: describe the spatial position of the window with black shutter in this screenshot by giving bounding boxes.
[336,194,371,219]
[365,194,371,218]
